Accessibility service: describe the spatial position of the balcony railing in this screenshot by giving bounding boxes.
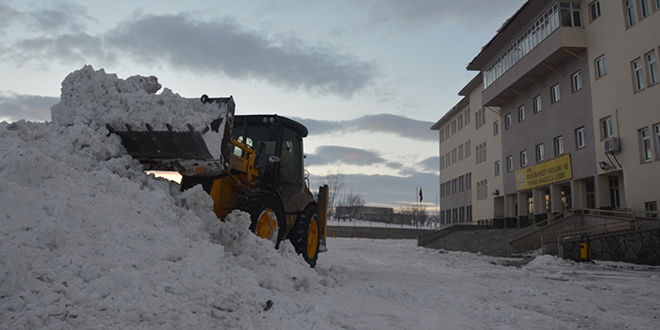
[483,2,584,88]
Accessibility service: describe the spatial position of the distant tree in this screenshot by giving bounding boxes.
[399,204,428,228]
[342,189,365,220]
[321,170,345,219]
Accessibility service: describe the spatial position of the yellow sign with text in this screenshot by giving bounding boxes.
[515,154,572,191]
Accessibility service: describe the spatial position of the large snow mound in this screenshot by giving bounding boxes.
[0,67,324,329]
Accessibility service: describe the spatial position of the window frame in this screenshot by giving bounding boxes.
[536,143,545,162]
[576,127,587,149]
[533,95,542,113]
[551,84,561,103]
[495,161,501,176]
[518,105,526,122]
[655,124,660,160]
[633,58,646,91]
[555,136,565,155]
[493,120,499,136]
[506,156,513,172]
[572,70,583,92]
[589,1,601,21]
[505,113,512,129]
[640,127,653,162]
[626,0,637,27]
[595,56,607,78]
[640,0,651,18]
[647,51,658,85]
[601,117,613,140]
[520,150,528,167]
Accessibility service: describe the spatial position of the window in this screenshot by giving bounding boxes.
[505,114,512,129]
[646,201,658,219]
[452,148,457,164]
[451,120,457,134]
[560,2,583,27]
[601,117,613,139]
[626,0,637,27]
[533,95,542,113]
[536,143,545,162]
[655,124,660,159]
[576,127,586,149]
[465,110,470,125]
[518,105,526,122]
[458,144,464,160]
[655,0,660,10]
[495,161,501,176]
[595,56,607,78]
[551,84,561,103]
[647,51,658,85]
[475,108,487,129]
[640,0,650,18]
[507,156,513,172]
[609,176,620,208]
[633,58,646,91]
[476,143,487,164]
[520,150,528,167]
[458,114,464,130]
[493,120,499,136]
[465,140,471,157]
[589,1,601,21]
[641,127,652,162]
[572,71,582,92]
[555,136,565,155]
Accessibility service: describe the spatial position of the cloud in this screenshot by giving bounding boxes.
[359,0,526,30]
[0,1,95,35]
[296,114,437,142]
[307,145,386,166]
[0,92,57,122]
[1,8,377,97]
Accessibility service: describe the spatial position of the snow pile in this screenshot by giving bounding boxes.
[50,65,227,131]
[0,68,327,329]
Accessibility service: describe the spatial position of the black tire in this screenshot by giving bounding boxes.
[233,189,286,248]
[289,205,321,267]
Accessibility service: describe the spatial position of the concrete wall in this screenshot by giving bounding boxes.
[418,225,515,257]
[326,226,430,240]
[562,229,660,265]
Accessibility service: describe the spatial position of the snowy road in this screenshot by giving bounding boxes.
[311,238,660,330]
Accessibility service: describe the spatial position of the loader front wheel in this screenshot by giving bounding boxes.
[233,189,286,248]
[289,205,321,267]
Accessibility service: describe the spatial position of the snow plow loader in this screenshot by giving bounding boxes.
[106,95,329,267]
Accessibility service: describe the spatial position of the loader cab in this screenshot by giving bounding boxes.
[232,115,308,203]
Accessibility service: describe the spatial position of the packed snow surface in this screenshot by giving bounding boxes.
[2,67,660,329]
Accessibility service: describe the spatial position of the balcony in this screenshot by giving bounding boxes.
[482,26,586,108]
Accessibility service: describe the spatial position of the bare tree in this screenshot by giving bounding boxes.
[398,204,428,228]
[342,189,365,220]
[321,170,344,219]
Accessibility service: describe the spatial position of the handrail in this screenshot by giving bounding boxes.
[551,218,660,244]
[507,208,636,243]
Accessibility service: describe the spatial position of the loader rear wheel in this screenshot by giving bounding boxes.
[233,189,286,248]
[289,205,321,268]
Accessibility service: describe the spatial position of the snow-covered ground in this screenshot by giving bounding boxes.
[2,67,660,329]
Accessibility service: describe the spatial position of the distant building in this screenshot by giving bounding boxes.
[434,0,660,224]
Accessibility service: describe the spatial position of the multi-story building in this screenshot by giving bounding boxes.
[431,74,502,224]
[436,0,660,224]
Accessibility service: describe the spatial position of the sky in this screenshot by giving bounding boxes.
[0,0,527,209]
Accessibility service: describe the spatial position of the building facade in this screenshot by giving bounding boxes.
[431,74,503,224]
[436,0,660,223]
